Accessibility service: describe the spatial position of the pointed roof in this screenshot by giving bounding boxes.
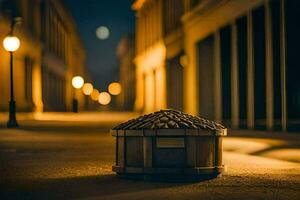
[113,109,225,130]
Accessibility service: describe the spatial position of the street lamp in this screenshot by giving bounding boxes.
[98,92,111,105]
[108,82,122,96]
[90,89,100,101]
[3,20,21,128]
[71,76,84,113]
[82,83,93,96]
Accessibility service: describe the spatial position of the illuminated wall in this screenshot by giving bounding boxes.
[133,0,166,113]
[133,0,183,113]
[0,0,89,112]
[133,0,298,131]
[0,0,43,112]
[116,34,136,111]
[41,0,88,111]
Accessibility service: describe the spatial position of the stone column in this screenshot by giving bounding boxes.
[214,31,222,123]
[265,1,274,130]
[280,0,287,131]
[247,11,255,129]
[231,22,239,129]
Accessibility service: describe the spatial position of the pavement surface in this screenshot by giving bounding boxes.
[0,112,300,200]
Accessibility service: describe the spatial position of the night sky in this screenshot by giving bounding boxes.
[63,0,135,91]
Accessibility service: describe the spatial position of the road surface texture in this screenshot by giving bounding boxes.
[0,112,300,200]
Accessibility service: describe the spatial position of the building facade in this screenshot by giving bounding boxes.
[133,0,300,131]
[0,0,89,112]
[116,33,136,111]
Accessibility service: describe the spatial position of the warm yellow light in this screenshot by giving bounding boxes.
[3,35,20,52]
[82,83,93,95]
[98,92,111,105]
[179,55,188,67]
[108,82,122,95]
[91,89,100,101]
[72,76,84,89]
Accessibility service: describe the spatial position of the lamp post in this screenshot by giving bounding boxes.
[3,19,21,128]
[71,76,84,113]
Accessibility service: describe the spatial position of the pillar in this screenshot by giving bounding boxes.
[265,1,274,130]
[231,22,239,128]
[280,0,287,131]
[214,31,222,123]
[247,11,255,129]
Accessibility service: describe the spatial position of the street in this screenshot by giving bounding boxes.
[0,113,300,200]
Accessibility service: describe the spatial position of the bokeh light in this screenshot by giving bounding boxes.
[72,76,84,89]
[91,89,100,101]
[96,26,109,40]
[82,83,93,95]
[3,35,20,52]
[108,82,122,95]
[98,92,111,105]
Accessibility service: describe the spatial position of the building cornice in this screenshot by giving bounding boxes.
[132,0,146,10]
[164,27,184,59]
[181,0,227,28]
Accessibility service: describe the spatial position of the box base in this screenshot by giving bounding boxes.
[112,165,225,182]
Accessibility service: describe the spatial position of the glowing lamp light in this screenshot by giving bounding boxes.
[72,76,84,89]
[82,83,93,95]
[108,82,122,96]
[179,55,188,67]
[3,35,20,52]
[98,92,111,105]
[96,26,109,40]
[91,89,100,101]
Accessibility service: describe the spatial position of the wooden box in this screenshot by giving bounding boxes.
[111,110,227,180]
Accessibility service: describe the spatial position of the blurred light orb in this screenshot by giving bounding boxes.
[91,89,100,101]
[3,35,20,52]
[72,76,84,89]
[82,83,93,95]
[108,82,122,96]
[96,26,109,40]
[98,92,111,105]
[179,55,188,67]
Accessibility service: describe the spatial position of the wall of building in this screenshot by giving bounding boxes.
[116,34,136,111]
[40,0,88,111]
[133,0,300,131]
[134,0,166,113]
[0,0,89,113]
[0,0,42,112]
[133,0,185,113]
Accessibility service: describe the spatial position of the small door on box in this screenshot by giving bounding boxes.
[153,137,186,168]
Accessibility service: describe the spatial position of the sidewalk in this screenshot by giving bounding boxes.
[1,112,300,164]
[0,111,140,128]
[225,129,300,164]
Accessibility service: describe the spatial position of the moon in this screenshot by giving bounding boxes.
[96,26,110,40]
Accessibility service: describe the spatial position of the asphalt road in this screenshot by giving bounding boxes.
[0,117,300,200]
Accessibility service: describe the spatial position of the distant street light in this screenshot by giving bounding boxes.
[90,89,100,101]
[3,36,20,52]
[98,92,111,105]
[72,76,84,113]
[108,82,122,96]
[3,18,21,128]
[82,83,93,95]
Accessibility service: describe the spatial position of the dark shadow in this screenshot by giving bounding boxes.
[0,174,201,200]
[249,144,300,160]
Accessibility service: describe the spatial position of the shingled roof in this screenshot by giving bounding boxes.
[113,109,225,130]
